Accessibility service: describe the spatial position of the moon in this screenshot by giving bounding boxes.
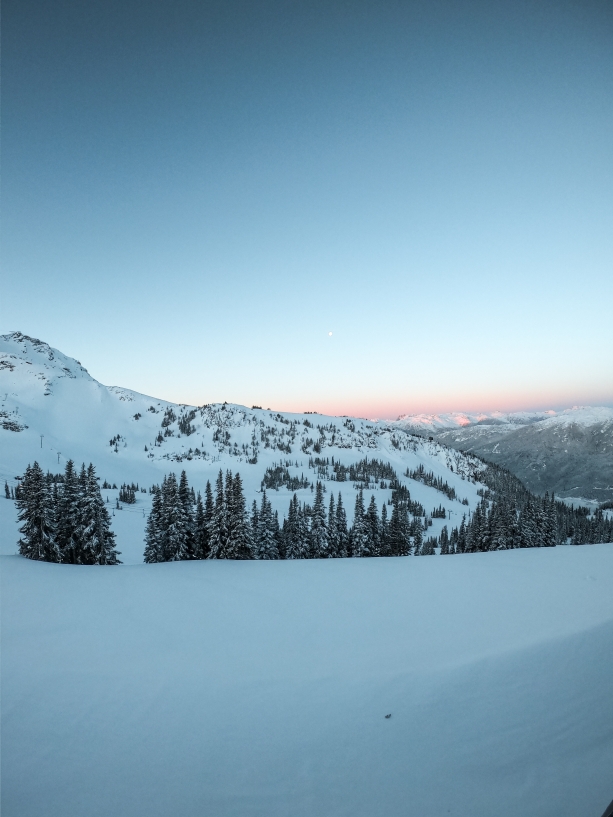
[328,331,333,336]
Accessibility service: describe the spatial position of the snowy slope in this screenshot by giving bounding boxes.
[1,332,489,560]
[396,406,613,501]
[2,545,613,817]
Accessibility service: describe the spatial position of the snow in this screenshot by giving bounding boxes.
[2,541,613,816]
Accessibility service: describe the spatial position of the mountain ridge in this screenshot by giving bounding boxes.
[395,406,613,501]
[3,331,610,506]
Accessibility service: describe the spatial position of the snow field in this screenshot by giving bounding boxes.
[2,544,613,817]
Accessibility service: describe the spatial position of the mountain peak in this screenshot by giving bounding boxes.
[0,331,91,379]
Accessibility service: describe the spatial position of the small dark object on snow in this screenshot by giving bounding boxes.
[385,714,391,719]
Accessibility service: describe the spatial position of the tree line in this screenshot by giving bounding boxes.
[14,460,121,564]
[440,460,613,551]
[11,456,613,566]
[144,468,431,562]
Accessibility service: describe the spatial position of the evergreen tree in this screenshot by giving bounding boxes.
[421,536,437,555]
[5,481,10,499]
[255,491,279,559]
[379,502,391,556]
[519,499,538,548]
[178,470,196,558]
[79,464,121,564]
[203,480,214,553]
[17,462,60,562]
[366,495,380,556]
[439,525,450,555]
[543,493,557,547]
[208,470,229,559]
[144,486,164,563]
[328,493,338,556]
[226,473,253,559]
[162,472,190,561]
[285,493,310,559]
[310,482,332,557]
[389,494,410,556]
[193,491,210,559]
[56,459,80,563]
[335,493,349,557]
[351,490,372,557]
[457,516,467,553]
[411,518,423,555]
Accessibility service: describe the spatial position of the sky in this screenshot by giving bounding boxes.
[2,0,612,419]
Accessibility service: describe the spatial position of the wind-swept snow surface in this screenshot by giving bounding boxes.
[2,544,613,817]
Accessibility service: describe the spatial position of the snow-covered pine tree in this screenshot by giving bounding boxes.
[464,503,481,553]
[254,490,277,559]
[439,524,450,554]
[457,516,467,553]
[299,501,312,558]
[284,494,301,558]
[412,519,423,555]
[5,481,10,499]
[55,459,80,563]
[389,494,410,556]
[351,490,372,557]
[207,470,229,559]
[79,464,121,565]
[178,470,196,558]
[335,492,349,557]
[193,491,208,559]
[366,495,380,556]
[487,501,503,551]
[519,499,538,548]
[251,498,259,535]
[203,480,214,549]
[226,472,253,559]
[17,462,60,562]
[543,493,557,547]
[379,502,390,556]
[275,508,286,559]
[327,493,338,556]
[283,494,297,558]
[144,485,164,562]
[286,494,313,559]
[311,481,332,558]
[162,472,190,561]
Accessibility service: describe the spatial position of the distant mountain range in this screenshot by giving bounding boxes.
[394,408,613,502]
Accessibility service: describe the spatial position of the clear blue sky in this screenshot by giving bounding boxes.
[3,0,612,418]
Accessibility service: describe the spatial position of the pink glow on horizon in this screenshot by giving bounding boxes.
[258,390,613,421]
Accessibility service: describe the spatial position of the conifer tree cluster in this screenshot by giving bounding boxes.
[144,469,254,562]
[436,459,613,552]
[16,460,120,564]
[144,472,428,561]
[280,482,427,557]
[118,483,137,504]
[439,492,613,552]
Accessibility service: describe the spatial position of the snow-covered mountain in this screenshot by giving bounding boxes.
[1,332,489,560]
[395,406,613,502]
